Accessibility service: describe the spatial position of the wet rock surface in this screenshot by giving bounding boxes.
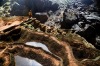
[0,0,100,66]
[0,17,100,66]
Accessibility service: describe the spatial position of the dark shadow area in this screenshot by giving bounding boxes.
[10,0,59,16]
[0,58,4,66]
[81,0,93,5]
[0,0,3,6]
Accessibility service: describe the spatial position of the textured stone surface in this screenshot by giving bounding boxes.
[0,0,100,66]
[0,17,100,66]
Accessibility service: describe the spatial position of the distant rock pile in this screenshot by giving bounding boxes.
[60,0,100,50]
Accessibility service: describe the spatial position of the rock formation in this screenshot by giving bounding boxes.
[94,0,100,12]
[0,17,100,66]
[0,0,100,66]
[60,0,100,50]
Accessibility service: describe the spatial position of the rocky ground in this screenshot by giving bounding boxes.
[0,0,100,66]
[0,16,100,66]
[61,0,100,50]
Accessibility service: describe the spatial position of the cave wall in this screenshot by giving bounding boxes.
[10,0,59,16]
[94,0,100,8]
[1,0,97,16]
[0,0,3,6]
[81,0,94,5]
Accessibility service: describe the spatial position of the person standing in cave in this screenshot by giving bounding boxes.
[28,10,33,18]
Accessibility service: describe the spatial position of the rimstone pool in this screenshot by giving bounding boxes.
[15,42,51,66]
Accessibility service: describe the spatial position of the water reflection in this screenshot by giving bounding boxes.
[15,56,42,66]
[15,42,51,66]
[26,42,50,52]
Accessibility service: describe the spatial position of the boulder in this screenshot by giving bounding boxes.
[61,9,78,29]
[34,13,48,23]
